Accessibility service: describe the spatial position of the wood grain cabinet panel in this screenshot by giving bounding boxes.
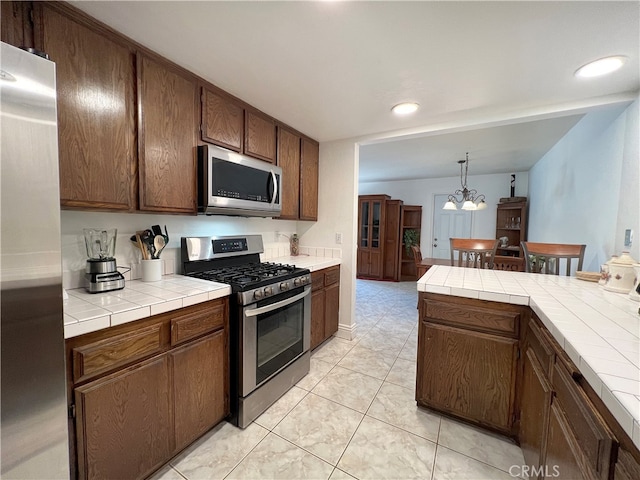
[1,1,33,48]
[38,4,136,210]
[171,330,228,452]
[277,126,301,220]
[170,302,225,346]
[300,138,319,221]
[550,362,616,479]
[75,355,172,480]
[544,402,590,480]
[417,321,518,433]
[137,54,198,213]
[519,348,552,479]
[72,323,164,383]
[310,266,340,350]
[201,87,244,152]
[245,110,276,163]
[424,298,520,337]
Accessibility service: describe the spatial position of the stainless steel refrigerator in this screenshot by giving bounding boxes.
[1,41,70,478]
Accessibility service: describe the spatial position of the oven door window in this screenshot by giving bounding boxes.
[255,293,304,386]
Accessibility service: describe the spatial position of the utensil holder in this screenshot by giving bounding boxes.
[141,259,162,282]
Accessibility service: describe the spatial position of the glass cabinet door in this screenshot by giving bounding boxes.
[371,201,381,249]
[360,201,369,247]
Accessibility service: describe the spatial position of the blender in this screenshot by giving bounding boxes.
[84,228,125,293]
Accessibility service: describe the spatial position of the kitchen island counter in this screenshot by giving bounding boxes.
[418,265,640,450]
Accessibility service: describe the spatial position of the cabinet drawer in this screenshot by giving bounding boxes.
[552,362,616,479]
[311,271,324,290]
[424,298,520,337]
[527,318,555,376]
[324,266,340,287]
[72,323,164,383]
[171,302,225,346]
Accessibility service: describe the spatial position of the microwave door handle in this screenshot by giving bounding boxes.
[244,288,310,317]
[270,170,278,206]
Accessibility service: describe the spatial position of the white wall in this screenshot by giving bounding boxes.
[299,140,359,340]
[528,100,639,271]
[359,172,529,257]
[61,210,300,288]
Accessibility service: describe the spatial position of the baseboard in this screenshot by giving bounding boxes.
[335,321,357,341]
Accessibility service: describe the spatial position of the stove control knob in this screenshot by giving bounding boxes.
[253,289,264,300]
[264,286,274,297]
[293,277,302,286]
[280,282,290,291]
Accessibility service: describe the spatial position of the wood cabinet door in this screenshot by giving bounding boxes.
[245,110,276,163]
[201,87,243,152]
[171,330,228,452]
[311,288,325,350]
[519,348,552,478]
[1,1,33,48]
[324,282,340,338]
[38,5,136,210]
[277,127,301,220]
[357,249,371,277]
[416,322,518,433]
[544,402,589,480]
[137,54,198,213]
[300,138,319,221]
[74,355,172,480]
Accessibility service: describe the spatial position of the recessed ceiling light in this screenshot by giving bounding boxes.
[575,56,627,78]
[391,102,419,115]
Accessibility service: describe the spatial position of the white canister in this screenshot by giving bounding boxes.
[629,264,640,301]
[141,259,163,282]
[603,252,637,293]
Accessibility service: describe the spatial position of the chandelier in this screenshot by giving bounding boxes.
[443,153,487,211]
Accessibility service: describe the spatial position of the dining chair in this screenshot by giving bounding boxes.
[520,241,586,275]
[492,255,526,272]
[450,238,499,269]
[411,245,429,279]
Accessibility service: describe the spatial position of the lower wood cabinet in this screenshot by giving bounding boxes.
[417,321,518,433]
[310,266,340,350]
[417,293,523,435]
[171,330,227,452]
[416,294,639,480]
[66,298,229,480]
[74,355,172,480]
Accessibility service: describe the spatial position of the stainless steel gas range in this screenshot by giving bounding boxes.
[181,235,310,428]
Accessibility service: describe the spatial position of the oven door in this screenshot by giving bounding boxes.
[241,285,311,397]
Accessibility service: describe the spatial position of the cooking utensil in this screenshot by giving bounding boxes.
[151,224,163,236]
[154,235,166,258]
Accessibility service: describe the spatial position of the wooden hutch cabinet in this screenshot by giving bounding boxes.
[357,195,390,279]
[357,195,422,281]
[495,198,528,256]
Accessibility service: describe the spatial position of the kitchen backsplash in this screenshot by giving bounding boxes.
[61,210,339,289]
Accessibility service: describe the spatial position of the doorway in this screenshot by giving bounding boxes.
[431,194,472,259]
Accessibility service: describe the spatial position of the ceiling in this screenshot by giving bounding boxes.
[70,1,639,182]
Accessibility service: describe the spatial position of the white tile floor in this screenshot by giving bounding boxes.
[151,279,526,480]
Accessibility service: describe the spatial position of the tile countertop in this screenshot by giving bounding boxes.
[418,265,640,450]
[63,255,341,339]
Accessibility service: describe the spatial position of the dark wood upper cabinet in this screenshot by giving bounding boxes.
[137,54,198,213]
[36,3,136,211]
[300,138,319,221]
[245,109,277,163]
[1,1,34,48]
[201,87,244,152]
[277,126,301,220]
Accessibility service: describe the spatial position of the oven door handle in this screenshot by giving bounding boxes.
[244,288,310,317]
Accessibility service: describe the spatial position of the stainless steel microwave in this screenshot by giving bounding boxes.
[198,144,282,217]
